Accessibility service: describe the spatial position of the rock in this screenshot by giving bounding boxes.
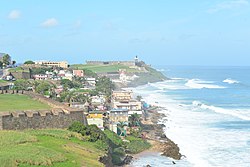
[161,139,182,160]
[122,155,133,165]
[160,134,167,138]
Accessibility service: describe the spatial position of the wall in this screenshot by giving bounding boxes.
[0,91,87,130]
[0,109,87,130]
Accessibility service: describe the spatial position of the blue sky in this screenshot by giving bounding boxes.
[0,0,250,66]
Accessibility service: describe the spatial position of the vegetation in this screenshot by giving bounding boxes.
[128,66,167,87]
[31,67,53,75]
[125,136,151,154]
[0,94,51,112]
[71,64,140,73]
[68,122,108,143]
[0,129,106,167]
[24,60,35,64]
[96,76,115,103]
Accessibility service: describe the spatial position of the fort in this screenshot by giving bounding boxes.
[86,61,136,66]
[0,90,87,130]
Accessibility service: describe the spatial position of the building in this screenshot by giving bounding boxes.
[112,90,133,102]
[35,61,68,68]
[63,72,73,81]
[73,70,84,77]
[108,109,129,123]
[33,74,48,80]
[112,100,142,111]
[87,110,104,130]
[85,78,96,87]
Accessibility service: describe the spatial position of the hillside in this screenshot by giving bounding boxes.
[0,129,107,167]
[71,63,167,87]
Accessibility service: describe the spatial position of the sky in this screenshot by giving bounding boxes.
[0,0,250,66]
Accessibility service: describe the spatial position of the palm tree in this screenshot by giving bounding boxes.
[117,121,128,137]
[129,113,140,127]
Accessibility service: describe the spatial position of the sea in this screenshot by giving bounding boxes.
[129,66,250,167]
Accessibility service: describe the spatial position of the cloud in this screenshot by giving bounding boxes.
[40,18,58,28]
[207,0,249,13]
[8,10,21,20]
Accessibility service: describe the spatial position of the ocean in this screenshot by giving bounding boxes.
[129,66,250,167]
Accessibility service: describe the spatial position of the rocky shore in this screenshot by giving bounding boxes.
[126,106,182,166]
[141,107,182,160]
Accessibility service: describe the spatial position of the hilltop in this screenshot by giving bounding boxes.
[71,60,167,88]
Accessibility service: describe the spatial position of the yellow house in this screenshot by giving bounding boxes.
[87,111,104,130]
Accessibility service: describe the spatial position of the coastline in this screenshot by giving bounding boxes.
[125,105,182,167]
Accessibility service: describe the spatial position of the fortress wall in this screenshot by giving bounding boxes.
[0,109,86,130]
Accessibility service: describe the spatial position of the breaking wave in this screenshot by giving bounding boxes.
[193,101,250,121]
[185,79,226,89]
[223,78,239,84]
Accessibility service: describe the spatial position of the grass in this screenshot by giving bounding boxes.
[0,79,8,83]
[0,129,106,167]
[71,64,140,73]
[125,136,151,154]
[0,94,51,112]
[8,67,30,73]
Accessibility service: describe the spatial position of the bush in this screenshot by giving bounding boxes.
[104,129,124,148]
[113,147,126,157]
[68,122,107,142]
[125,136,151,154]
[111,153,123,165]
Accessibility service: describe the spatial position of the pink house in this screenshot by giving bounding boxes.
[73,70,84,77]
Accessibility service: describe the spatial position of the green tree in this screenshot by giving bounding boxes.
[96,76,115,102]
[129,113,140,127]
[117,122,128,136]
[14,79,32,90]
[0,61,3,69]
[2,54,11,67]
[136,95,142,101]
[35,81,53,95]
[12,60,16,66]
[24,60,35,64]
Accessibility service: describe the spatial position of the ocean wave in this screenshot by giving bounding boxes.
[193,101,250,121]
[185,79,226,89]
[156,69,165,72]
[223,78,239,84]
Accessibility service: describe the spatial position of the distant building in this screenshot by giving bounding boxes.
[85,78,96,87]
[87,110,104,130]
[112,100,142,111]
[112,90,133,102]
[73,70,84,77]
[33,74,48,80]
[35,60,68,68]
[62,72,73,81]
[108,109,129,123]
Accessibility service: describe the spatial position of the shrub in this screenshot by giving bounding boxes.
[111,153,123,165]
[68,122,107,142]
[113,147,126,157]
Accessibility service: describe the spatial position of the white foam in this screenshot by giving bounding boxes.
[133,84,250,167]
[156,69,165,72]
[198,103,250,121]
[185,79,226,89]
[223,78,240,84]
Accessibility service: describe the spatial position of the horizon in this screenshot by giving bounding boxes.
[1,0,250,66]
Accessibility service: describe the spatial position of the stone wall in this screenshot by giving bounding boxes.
[0,109,87,130]
[0,90,87,130]
[86,61,135,66]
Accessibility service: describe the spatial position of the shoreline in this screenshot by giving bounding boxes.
[126,106,182,166]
